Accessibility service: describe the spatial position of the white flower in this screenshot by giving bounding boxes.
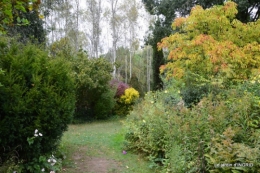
[52,159,56,163]
[50,171,55,173]
[48,159,51,162]
[39,133,43,136]
[34,133,38,137]
[35,129,38,134]
[41,168,45,172]
[51,162,55,166]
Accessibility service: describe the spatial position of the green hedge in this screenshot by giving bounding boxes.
[0,37,75,172]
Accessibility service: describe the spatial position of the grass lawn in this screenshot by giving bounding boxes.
[59,117,155,173]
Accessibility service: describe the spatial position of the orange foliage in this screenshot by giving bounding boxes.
[157,2,260,85]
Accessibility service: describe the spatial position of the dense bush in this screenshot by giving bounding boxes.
[124,84,260,172]
[72,52,115,120]
[93,88,116,119]
[119,88,139,105]
[0,37,75,172]
[110,80,140,116]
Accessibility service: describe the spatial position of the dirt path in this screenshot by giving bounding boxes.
[67,146,123,173]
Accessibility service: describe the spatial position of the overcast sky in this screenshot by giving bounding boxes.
[77,0,151,53]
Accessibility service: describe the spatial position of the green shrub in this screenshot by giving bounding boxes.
[0,37,75,172]
[94,87,116,119]
[72,52,114,120]
[124,86,260,172]
[124,80,182,166]
[237,74,260,97]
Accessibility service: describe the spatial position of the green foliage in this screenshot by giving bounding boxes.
[7,10,46,44]
[50,37,115,121]
[50,37,74,58]
[0,0,42,34]
[72,52,114,120]
[238,74,260,97]
[114,87,140,116]
[94,87,116,119]
[124,80,182,164]
[0,68,4,87]
[124,84,260,172]
[0,37,75,172]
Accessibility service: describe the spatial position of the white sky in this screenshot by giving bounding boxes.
[77,0,151,53]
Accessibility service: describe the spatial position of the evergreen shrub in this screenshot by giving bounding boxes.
[0,37,75,172]
[72,53,114,120]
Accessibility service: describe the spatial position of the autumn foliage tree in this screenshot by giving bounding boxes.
[158,2,260,89]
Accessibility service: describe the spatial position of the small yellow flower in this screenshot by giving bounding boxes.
[177,90,180,93]
[250,80,255,84]
[143,120,146,123]
[39,14,45,19]
[151,101,154,104]
[164,90,168,93]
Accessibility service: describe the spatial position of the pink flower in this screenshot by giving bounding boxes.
[122,150,127,154]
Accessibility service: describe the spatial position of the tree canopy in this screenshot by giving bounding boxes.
[143,0,259,23]
[142,0,260,90]
[158,1,260,87]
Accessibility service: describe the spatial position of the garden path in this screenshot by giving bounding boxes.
[60,118,153,173]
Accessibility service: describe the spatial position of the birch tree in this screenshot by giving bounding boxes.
[123,0,139,79]
[85,0,102,58]
[107,0,124,78]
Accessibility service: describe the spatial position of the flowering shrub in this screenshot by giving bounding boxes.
[114,87,140,116]
[119,88,139,105]
[110,79,130,98]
